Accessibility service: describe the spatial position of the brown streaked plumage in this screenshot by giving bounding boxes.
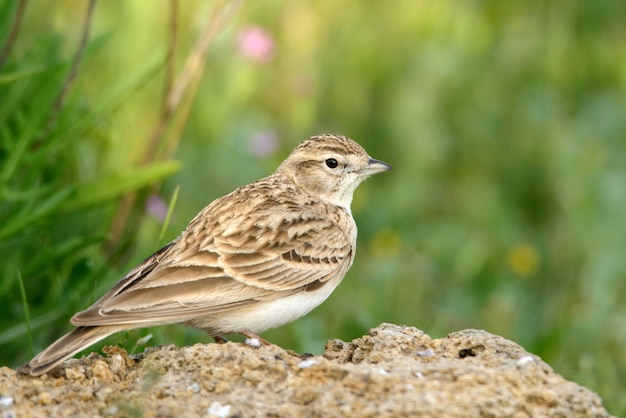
[18,134,391,376]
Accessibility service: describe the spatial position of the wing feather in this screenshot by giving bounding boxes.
[72,195,355,327]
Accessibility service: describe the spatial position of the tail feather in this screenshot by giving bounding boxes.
[17,325,123,376]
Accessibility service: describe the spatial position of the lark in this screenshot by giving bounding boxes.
[19,134,391,376]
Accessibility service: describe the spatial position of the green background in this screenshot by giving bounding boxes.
[1,1,625,414]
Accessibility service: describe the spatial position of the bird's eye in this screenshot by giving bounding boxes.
[325,158,338,169]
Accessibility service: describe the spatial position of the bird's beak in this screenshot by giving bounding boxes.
[363,158,392,176]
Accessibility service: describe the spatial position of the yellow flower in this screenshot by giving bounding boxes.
[507,243,540,277]
[371,228,402,258]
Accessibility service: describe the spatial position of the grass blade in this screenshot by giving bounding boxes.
[62,161,182,212]
[16,270,33,358]
[158,185,180,246]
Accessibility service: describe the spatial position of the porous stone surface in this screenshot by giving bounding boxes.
[0,323,613,417]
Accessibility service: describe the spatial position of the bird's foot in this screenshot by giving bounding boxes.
[242,331,271,348]
[212,335,229,344]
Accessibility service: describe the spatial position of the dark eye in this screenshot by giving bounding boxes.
[325,158,338,169]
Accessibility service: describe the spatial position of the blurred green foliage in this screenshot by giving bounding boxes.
[1,0,625,414]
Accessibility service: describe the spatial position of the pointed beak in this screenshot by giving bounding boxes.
[363,158,392,176]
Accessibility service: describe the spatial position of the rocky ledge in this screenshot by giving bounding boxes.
[0,323,613,417]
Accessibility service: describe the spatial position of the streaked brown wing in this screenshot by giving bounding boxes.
[71,205,353,326]
[215,212,353,291]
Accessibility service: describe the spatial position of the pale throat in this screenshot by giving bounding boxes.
[325,180,362,214]
[327,192,353,213]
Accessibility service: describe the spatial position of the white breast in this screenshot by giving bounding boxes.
[188,276,344,335]
[225,280,341,334]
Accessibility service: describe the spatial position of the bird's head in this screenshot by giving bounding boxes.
[276,134,391,210]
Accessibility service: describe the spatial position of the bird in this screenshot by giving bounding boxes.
[18,134,391,376]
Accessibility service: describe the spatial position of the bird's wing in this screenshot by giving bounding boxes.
[71,204,354,326]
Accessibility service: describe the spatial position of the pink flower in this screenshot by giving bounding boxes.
[248,131,279,157]
[237,26,275,63]
[146,194,169,223]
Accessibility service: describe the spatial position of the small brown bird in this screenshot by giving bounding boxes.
[19,134,391,376]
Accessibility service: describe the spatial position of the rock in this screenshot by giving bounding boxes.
[0,323,614,417]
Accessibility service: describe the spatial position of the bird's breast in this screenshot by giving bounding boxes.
[189,273,345,335]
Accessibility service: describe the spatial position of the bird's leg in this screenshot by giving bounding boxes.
[242,331,272,347]
[212,335,228,344]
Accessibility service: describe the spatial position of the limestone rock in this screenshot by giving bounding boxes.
[0,323,613,417]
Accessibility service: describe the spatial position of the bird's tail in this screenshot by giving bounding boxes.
[17,325,123,376]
